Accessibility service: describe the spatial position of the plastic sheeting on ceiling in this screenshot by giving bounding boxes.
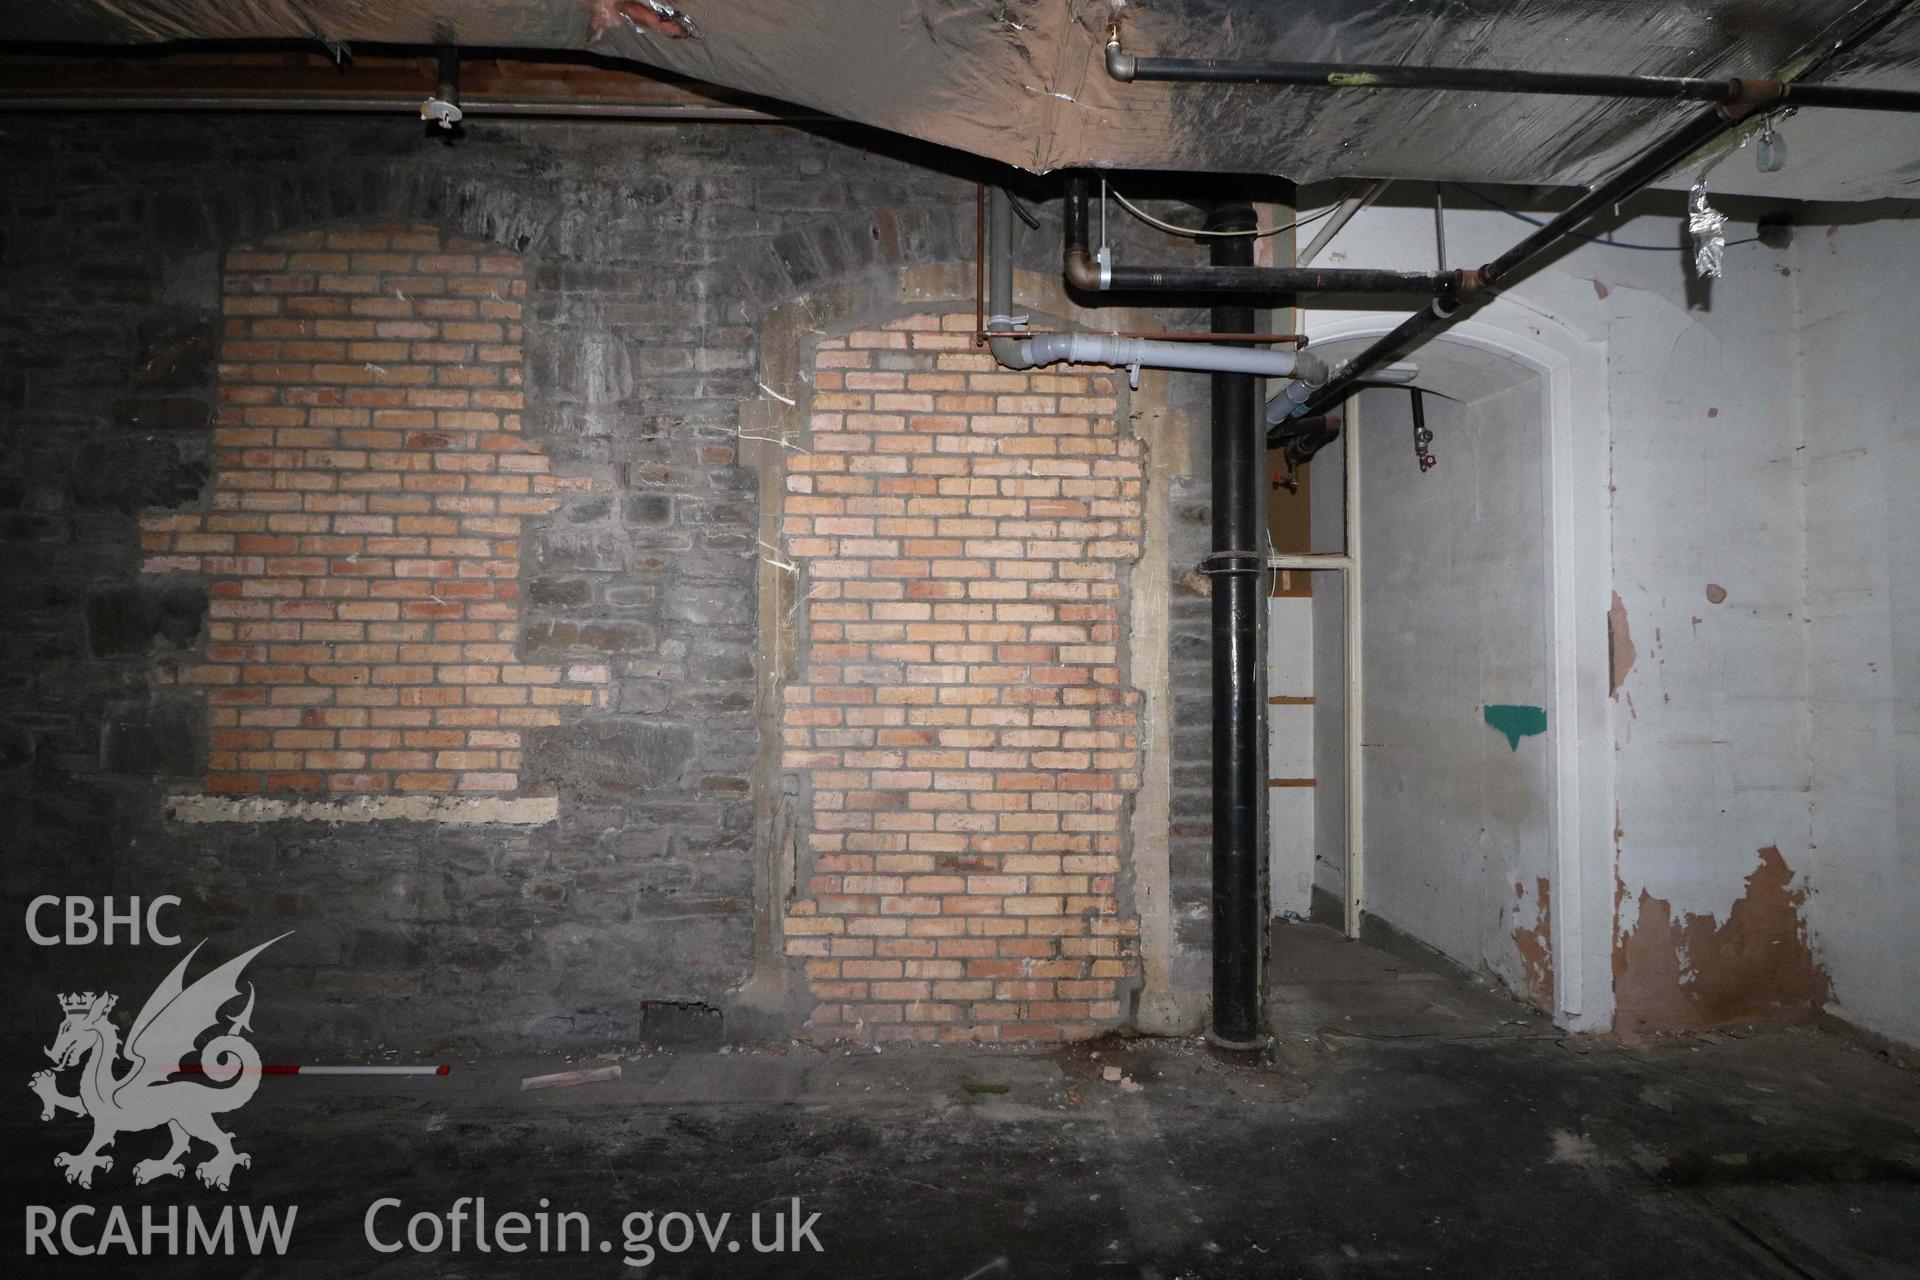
[13,0,1920,201]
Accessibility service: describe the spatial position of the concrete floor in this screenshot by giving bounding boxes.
[9,924,1917,1278]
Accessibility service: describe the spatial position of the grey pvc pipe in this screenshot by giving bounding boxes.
[1010,331,1305,377]
[988,188,1013,316]
[986,187,1025,369]
[986,187,1320,380]
[1264,359,1419,425]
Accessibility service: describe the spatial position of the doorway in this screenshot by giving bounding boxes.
[1267,317,1615,1031]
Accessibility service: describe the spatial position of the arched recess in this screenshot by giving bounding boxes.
[1301,303,1616,1033]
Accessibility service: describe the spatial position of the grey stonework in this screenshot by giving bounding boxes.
[0,113,1222,1053]
[0,115,975,1053]
[1167,472,1221,992]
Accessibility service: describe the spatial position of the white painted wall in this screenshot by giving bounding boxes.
[1267,596,1316,918]
[1301,189,1815,1031]
[1282,191,1919,1043]
[1796,211,1920,1048]
[1310,440,1349,920]
[1355,381,1555,994]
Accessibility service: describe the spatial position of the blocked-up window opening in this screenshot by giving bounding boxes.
[143,222,605,798]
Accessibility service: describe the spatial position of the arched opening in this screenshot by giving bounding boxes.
[1269,313,1615,1032]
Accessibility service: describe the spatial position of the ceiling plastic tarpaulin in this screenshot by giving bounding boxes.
[13,0,1920,200]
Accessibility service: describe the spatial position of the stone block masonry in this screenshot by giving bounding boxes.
[0,113,1102,1050]
[142,223,607,796]
[780,314,1145,1043]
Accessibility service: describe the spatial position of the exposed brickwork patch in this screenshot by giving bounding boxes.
[780,313,1145,1043]
[144,222,605,798]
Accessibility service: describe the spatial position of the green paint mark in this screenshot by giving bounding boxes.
[1328,72,1382,87]
[1483,704,1547,751]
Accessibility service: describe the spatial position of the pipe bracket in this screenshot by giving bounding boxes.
[1452,267,1493,303]
[1199,550,1267,576]
[1719,77,1787,120]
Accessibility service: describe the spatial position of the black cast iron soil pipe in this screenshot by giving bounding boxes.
[1204,199,1265,1049]
[1103,39,1920,115]
[1063,173,1470,298]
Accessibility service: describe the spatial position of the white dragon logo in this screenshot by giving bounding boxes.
[28,935,285,1191]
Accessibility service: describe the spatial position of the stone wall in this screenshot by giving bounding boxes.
[1166,472,1222,990]
[0,114,982,1052]
[0,110,1230,1052]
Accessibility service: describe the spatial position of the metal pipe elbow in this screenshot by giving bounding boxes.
[1063,245,1107,292]
[1105,38,1137,83]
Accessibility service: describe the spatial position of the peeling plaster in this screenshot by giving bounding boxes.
[1607,591,1636,698]
[1512,877,1554,1009]
[1613,846,1830,1035]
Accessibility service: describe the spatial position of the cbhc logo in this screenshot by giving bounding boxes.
[26,897,182,946]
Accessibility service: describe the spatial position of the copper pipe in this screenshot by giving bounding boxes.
[977,328,1306,346]
[1111,330,1306,345]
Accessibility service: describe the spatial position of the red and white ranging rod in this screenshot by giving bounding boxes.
[176,1063,449,1076]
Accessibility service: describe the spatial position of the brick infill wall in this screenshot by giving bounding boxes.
[780,313,1144,1042]
[142,222,602,798]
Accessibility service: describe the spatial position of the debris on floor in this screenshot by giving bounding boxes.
[519,1063,622,1091]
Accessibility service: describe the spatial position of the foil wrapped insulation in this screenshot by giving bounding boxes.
[12,0,1920,200]
[1688,183,1730,277]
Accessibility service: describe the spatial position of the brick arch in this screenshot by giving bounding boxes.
[143,221,607,799]
[193,168,968,286]
[191,177,558,266]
